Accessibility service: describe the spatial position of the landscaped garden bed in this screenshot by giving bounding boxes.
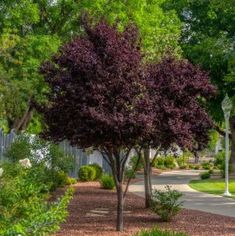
[54,181,235,236]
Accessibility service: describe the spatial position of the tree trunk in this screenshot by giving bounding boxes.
[116,183,124,231]
[193,151,199,164]
[230,116,235,174]
[8,97,33,133]
[102,148,130,232]
[143,148,152,208]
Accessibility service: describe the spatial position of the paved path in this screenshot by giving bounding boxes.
[129,170,235,217]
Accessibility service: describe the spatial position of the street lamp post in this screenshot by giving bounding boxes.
[221,94,233,197]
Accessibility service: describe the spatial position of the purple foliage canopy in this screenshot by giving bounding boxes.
[39,19,216,153]
[40,20,154,149]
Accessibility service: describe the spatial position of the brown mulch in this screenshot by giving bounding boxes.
[54,182,235,236]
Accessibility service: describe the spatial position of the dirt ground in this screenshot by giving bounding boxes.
[54,182,235,236]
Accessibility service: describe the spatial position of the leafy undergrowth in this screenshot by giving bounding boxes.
[136,227,187,236]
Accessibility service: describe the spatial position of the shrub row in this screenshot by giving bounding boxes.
[152,156,176,169]
[78,163,103,181]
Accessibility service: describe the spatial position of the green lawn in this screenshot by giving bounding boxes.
[189,179,235,197]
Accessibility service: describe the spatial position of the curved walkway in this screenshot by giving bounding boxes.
[129,170,235,217]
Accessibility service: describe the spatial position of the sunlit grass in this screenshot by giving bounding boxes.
[189,179,235,198]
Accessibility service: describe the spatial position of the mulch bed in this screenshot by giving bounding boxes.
[54,182,235,236]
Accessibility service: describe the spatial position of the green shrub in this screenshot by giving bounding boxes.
[78,165,96,181]
[4,134,74,173]
[200,171,211,179]
[136,227,187,236]
[214,151,231,177]
[152,156,176,169]
[164,156,176,169]
[4,135,32,162]
[151,186,183,222]
[193,165,200,170]
[201,162,213,170]
[65,177,77,185]
[179,164,188,169]
[89,163,103,179]
[129,155,144,171]
[100,174,115,189]
[124,167,136,180]
[152,156,165,168]
[188,164,194,169]
[208,169,214,175]
[214,151,225,167]
[0,186,74,236]
[176,154,189,169]
[0,162,74,235]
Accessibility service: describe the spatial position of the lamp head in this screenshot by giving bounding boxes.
[222,94,232,114]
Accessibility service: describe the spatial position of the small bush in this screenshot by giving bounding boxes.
[179,164,188,169]
[129,155,144,171]
[89,163,103,180]
[152,156,176,169]
[136,227,187,236]
[164,156,176,169]
[188,164,194,169]
[100,174,115,189]
[214,151,232,177]
[151,186,183,222]
[201,162,213,170]
[200,172,211,179]
[193,165,200,170]
[214,151,225,167]
[152,157,165,168]
[176,155,189,169]
[208,169,214,175]
[65,176,77,185]
[125,167,136,180]
[78,166,96,181]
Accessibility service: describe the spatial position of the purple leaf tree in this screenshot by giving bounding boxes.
[141,56,216,207]
[38,19,154,231]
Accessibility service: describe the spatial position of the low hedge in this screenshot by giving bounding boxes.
[78,166,96,181]
[89,163,103,180]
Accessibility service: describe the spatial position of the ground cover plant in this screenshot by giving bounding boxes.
[100,174,115,190]
[151,186,183,222]
[78,165,96,181]
[136,227,187,236]
[200,171,211,180]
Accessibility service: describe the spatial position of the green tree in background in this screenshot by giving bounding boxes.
[0,0,182,133]
[164,0,235,170]
[81,0,182,61]
[0,0,82,133]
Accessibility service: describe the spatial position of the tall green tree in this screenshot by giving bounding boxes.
[0,0,82,133]
[164,0,235,169]
[0,0,182,133]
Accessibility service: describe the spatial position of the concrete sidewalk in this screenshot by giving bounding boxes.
[129,170,235,217]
